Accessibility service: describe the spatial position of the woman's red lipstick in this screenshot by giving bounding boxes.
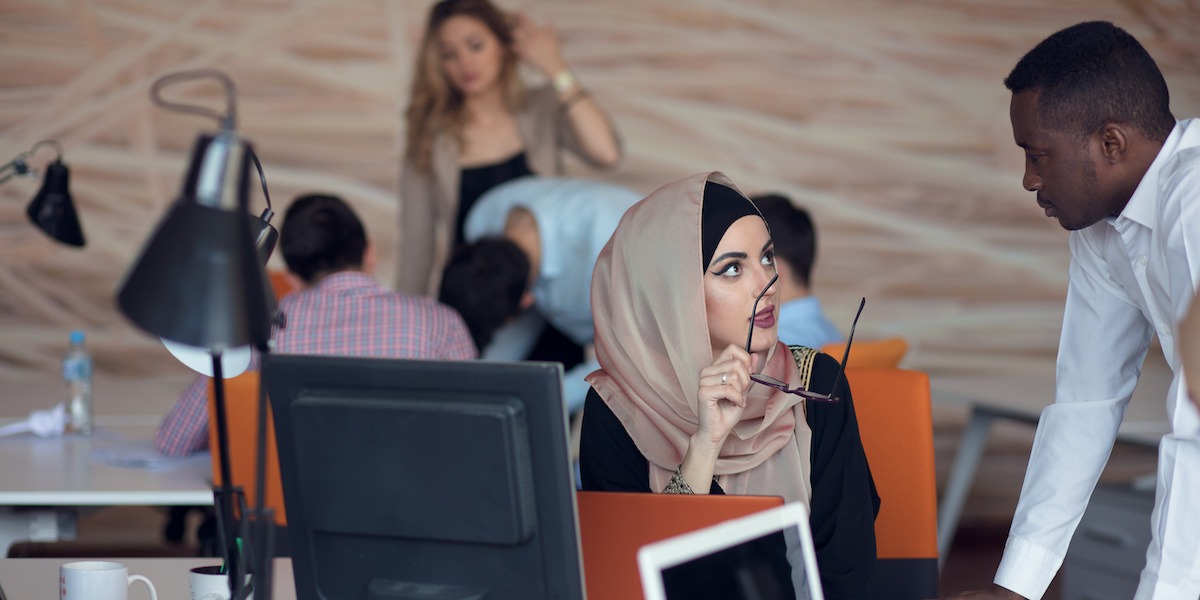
[753,306,775,328]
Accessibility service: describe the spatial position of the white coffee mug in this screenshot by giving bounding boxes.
[59,561,157,600]
[189,565,232,600]
[190,565,254,600]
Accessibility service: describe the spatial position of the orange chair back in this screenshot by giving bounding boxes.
[576,491,783,600]
[207,371,287,525]
[821,336,908,369]
[268,270,299,300]
[844,367,936,560]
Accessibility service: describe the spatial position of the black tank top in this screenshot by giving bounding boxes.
[456,151,533,248]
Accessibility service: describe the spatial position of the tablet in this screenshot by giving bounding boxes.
[637,502,824,600]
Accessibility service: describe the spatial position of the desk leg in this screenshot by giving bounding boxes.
[0,508,77,557]
[937,408,996,572]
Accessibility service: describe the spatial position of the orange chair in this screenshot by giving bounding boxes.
[844,367,938,599]
[268,269,299,299]
[822,336,908,369]
[576,491,784,600]
[206,371,287,525]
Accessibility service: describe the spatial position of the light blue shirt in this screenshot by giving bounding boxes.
[465,176,643,412]
[776,296,842,349]
[465,176,642,346]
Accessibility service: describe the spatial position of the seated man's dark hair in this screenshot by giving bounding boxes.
[752,194,817,289]
[438,237,531,352]
[280,193,367,284]
[1004,20,1175,141]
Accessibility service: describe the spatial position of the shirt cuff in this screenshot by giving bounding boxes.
[994,535,1063,600]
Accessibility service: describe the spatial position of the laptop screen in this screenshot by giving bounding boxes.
[637,503,823,600]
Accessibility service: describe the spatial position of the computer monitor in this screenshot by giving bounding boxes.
[264,354,584,600]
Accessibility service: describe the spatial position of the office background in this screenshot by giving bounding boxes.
[1,0,1197,387]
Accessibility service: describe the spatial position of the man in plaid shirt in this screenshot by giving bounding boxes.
[155,193,476,457]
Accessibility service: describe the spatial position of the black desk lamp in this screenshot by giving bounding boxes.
[1,140,85,247]
[115,69,277,600]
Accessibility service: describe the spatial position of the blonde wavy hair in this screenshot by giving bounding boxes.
[405,0,526,173]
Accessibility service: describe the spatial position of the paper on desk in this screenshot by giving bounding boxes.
[0,403,66,438]
[91,439,210,471]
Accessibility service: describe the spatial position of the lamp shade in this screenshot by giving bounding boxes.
[116,131,273,352]
[26,159,84,247]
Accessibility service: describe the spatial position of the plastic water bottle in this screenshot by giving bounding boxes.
[63,329,93,435]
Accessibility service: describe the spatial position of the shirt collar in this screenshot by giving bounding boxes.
[1111,121,1184,230]
[312,270,378,294]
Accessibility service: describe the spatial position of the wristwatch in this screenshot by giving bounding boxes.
[551,70,577,94]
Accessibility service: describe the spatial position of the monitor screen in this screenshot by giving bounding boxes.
[264,354,584,600]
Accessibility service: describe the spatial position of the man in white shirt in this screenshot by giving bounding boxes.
[949,21,1200,600]
[438,176,642,413]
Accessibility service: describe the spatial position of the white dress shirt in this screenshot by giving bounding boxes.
[995,119,1200,599]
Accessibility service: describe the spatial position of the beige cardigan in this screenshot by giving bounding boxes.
[397,86,610,296]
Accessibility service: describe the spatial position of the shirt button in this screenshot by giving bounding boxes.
[1160,326,1171,336]
[1138,255,1148,266]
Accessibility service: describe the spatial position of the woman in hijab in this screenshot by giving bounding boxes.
[580,172,879,599]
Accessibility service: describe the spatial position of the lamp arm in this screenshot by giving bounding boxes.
[150,69,238,130]
[0,159,28,186]
[210,352,246,600]
[0,140,63,186]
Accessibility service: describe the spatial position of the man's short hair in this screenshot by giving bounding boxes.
[280,194,367,284]
[752,194,817,289]
[1004,20,1175,141]
[438,237,531,352]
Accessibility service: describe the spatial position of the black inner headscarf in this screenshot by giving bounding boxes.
[701,181,760,270]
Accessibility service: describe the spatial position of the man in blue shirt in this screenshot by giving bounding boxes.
[752,194,842,349]
[439,176,642,413]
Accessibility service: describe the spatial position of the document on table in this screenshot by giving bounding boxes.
[91,439,210,471]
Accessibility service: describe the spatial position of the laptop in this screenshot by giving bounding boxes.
[637,502,824,600]
[577,491,785,600]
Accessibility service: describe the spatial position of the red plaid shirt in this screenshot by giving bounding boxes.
[154,272,476,456]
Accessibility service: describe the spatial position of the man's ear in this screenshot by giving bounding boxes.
[1098,123,1130,164]
[362,241,377,276]
[518,290,535,310]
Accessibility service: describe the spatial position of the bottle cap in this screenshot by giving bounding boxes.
[69,330,85,345]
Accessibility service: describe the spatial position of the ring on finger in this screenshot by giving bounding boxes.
[720,372,729,385]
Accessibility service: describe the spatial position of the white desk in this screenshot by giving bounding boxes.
[933,349,1172,570]
[0,557,295,599]
[0,374,213,555]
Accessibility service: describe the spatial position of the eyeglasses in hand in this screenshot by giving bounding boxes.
[745,280,866,403]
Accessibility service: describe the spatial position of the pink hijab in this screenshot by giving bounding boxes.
[587,172,813,505]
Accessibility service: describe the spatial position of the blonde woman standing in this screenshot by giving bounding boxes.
[398,0,621,295]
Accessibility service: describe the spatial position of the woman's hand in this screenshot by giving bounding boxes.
[671,345,756,494]
[510,13,621,168]
[510,13,567,78]
[694,344,756,449]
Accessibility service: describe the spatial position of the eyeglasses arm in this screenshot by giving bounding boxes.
[827,297,867,398]
[744,273,780,354]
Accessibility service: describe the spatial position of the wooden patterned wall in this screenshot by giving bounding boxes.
[1,0,1198,387]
